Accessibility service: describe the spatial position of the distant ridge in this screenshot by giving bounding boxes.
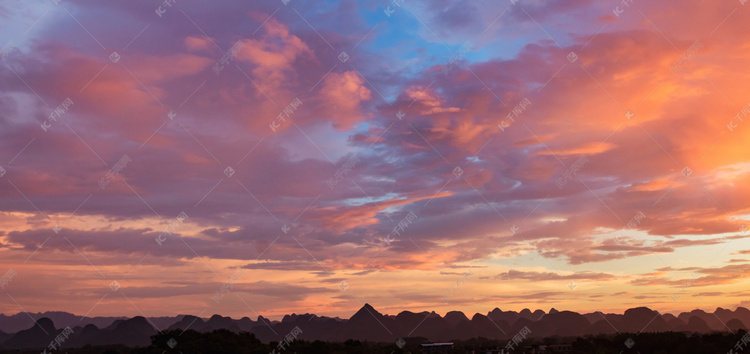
[0,306,748,349]
[0,312,183,334]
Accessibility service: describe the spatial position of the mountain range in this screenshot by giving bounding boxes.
[0,306,748,350]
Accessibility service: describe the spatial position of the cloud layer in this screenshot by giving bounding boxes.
[0,0,749,319]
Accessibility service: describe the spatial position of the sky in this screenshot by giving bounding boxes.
[1,0,750,321]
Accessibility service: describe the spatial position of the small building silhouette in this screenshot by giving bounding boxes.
[525,344,573,352]
[420,342,454,353]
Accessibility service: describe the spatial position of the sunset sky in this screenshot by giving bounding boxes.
[1,0,750,321]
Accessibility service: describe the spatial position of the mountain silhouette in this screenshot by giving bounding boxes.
[342,303,395,342]
[0,330,9,345]
[167,314,206,332]
[2,317,58,350]
[1,306,748,349]
[71,316,157,348]
[443,310,469,327]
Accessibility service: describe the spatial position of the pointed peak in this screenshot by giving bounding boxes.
[357,303,379,315]
[355,303,382,316]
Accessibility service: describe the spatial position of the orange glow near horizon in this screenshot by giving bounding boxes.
[0,0,749,326]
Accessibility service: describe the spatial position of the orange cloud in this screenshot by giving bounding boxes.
[308,192,452,232]
[236,18,315,93]
[320,71,372,130]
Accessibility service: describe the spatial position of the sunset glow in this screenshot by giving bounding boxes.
[1,0,750,324]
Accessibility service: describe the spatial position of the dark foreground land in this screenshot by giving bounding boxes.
[1,329,749,354]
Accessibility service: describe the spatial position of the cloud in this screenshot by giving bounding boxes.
[495,269,616,281]
[318,71,372,130]
[632,264,750,288]
[236,18,316,94]
[1,0,750,318]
